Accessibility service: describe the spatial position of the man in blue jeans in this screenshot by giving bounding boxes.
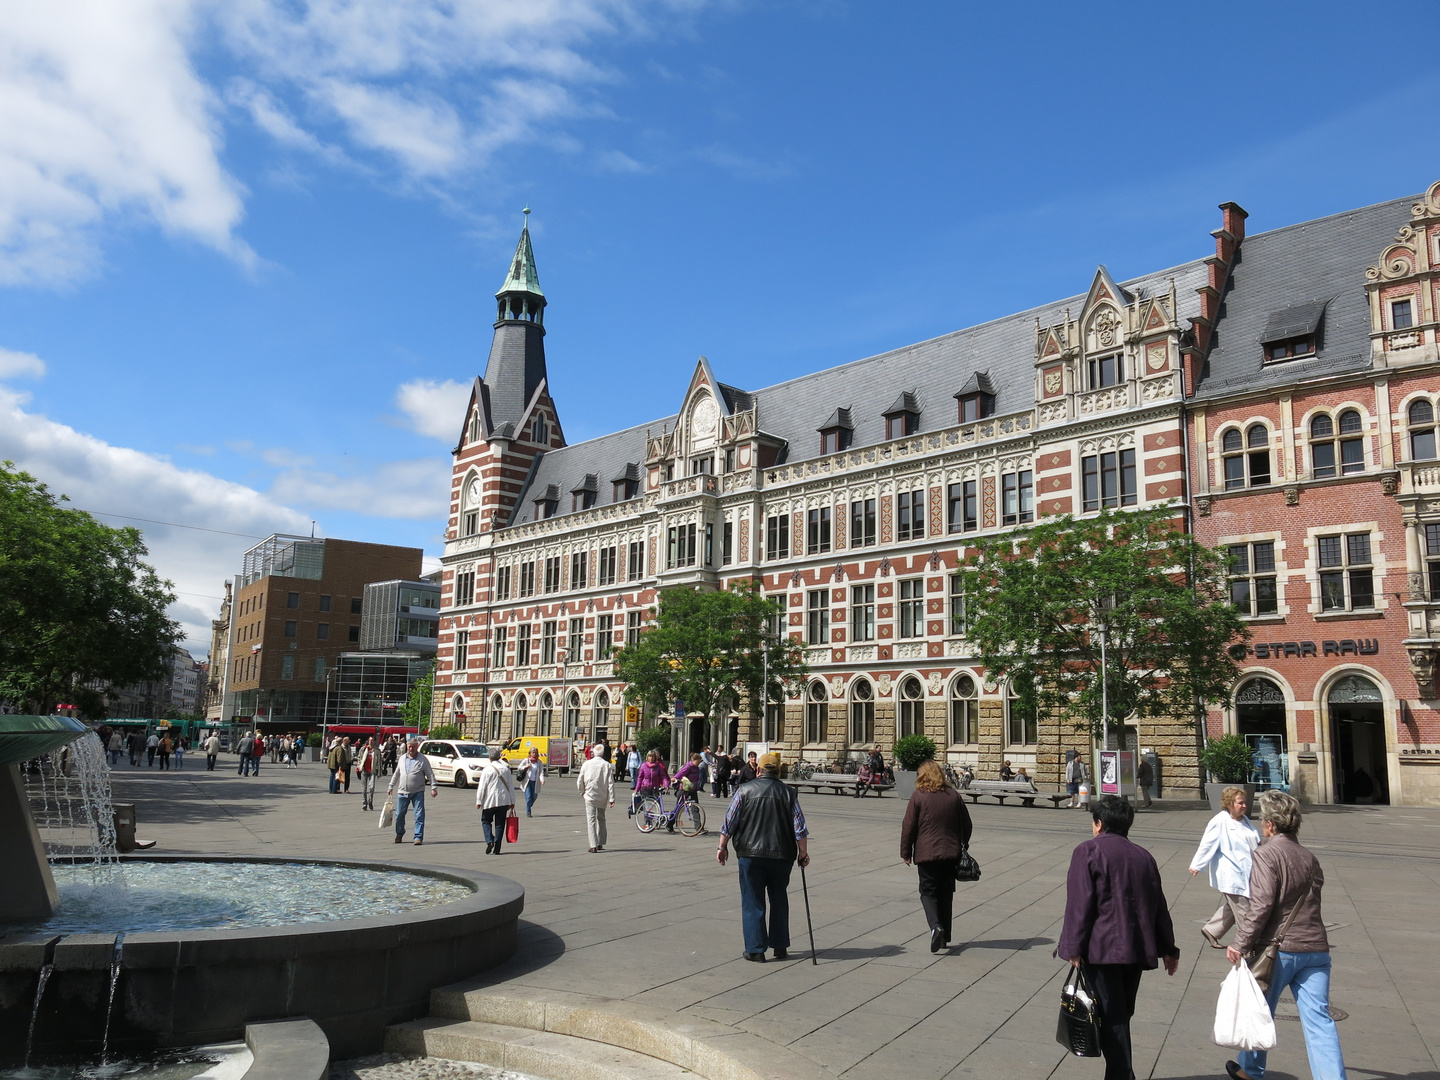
[715,752,809,962]
[387,737,438,846]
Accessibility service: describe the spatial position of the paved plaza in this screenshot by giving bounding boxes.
[110,758,1440,1080]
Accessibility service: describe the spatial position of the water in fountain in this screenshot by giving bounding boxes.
[99,935,124,1066]
[23,733,125,890]
[23,963,53,1069]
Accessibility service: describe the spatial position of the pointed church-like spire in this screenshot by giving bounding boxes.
[495,208,545,322]
[483,210,550,430]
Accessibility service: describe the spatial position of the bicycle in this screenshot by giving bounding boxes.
[793,761,817,781]
[635,788,706,836]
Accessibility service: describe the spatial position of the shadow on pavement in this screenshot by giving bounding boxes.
[816,945,906,959]
[956,937,1055,951]
[474,920,567,982]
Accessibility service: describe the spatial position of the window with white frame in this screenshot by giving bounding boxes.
[1001,469,1034,525]
[492,626,508,669]
[1426,523,1440,600]
[1222,425,1272,489]
[541,621,557,665]
[896,488,926,541]
[1392,297,1414,330]
[850,499,876,546]
[564,691,581,737]
[490,566,507,602]
[598,546,617,586]
[538,692,553,736]
[1318,533,1374,612]
[571,551,588,590]
[1087,352,1124,389]
[1229,541,1278,617]
[950,674,978,744]
[806,589,829,644]
[807,507,831,555]
[513,693,527,739]
[488,694,503,740]
[516,624,532,666]
[453,629,470,671]
[456,570,476,606]
[850,583,876,641]
[805,681,828,744]
[542,556,560,592]
[1310,410,1364,478]
[849,679,875,745]
[897,676,924,738]
[897,578,925,638]
[1409,400,1436,461]
[626,610,642,648]
[518,561,536,598]
[567,617,583,659]
[764,687,785,743]
[628,540,645,580]
[765,514,789,560]
[949,575,968,636]
[597,614,614,659]
[1082,449,1137,509]
[594,689,610,732]
[1006,682,1037,746]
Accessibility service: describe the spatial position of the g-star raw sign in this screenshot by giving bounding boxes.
[1231,639,1379,660]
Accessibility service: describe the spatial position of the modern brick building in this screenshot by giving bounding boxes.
[435,184,1440,806]
[225,534,422,730]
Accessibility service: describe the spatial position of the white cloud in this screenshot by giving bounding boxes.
[0,1,252,285]
[270,458,450,520]
[396,377,471,442]
[0,382,310,653]
[0,347,45,379]
[0,1,703,284]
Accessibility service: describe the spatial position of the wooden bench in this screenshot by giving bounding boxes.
[783,775,895,798]
[959,780,1069,808]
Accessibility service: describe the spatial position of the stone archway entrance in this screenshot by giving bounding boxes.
[1329,675,1388,805]
[1235,677,1288,791]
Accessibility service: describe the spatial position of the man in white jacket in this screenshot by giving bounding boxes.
[1188,785,1261,947]
[577,743,615,853]
[474,748,516,854]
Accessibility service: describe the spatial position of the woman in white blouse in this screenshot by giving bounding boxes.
[1189,785,1261,947]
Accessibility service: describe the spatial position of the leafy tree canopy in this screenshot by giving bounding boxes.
[956,506,1246,742]
[613,579,808,731]
[0,463,179,718]
[399,661,436,732]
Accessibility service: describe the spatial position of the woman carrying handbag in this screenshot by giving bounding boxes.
[899,759,973,953]
[1223,791,1347,1080]
[474,747,516,854]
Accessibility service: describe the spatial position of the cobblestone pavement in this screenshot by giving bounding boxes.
[110,758,1440,1080]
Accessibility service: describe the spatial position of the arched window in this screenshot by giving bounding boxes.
[1409,400,1436,461]
[1310,411,1364,477]
[488,694,503,741]
[805,681,828,744]
[950,674,978,744]
[764,685,786,744]
[897,676,925,738]
[461,473,482,537]
[1005,681,1037,746]
[538,692,553,737]
[1223,424,1272,489]
[849,679,875,746]
[565,691,581,738]
[513,693,527,739]
[451,694,467,734]
[594,688,610,734]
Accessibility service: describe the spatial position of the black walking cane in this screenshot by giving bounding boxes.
[800,860,817,965]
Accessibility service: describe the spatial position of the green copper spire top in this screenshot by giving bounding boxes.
[496,207,544,300]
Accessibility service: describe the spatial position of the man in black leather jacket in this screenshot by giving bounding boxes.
[715,752,810,962]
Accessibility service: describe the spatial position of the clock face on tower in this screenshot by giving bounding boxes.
[467,479,481,504]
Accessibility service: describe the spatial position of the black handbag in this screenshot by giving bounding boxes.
[1055,964,1103,1057]
[954,843,981,882]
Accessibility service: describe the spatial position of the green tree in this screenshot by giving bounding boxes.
[613,579,808,759]
[399,662,436,732]
[956,506,1246,745]
[0,463,179,717]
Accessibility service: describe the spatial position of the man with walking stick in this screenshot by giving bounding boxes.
[716,752,810,963]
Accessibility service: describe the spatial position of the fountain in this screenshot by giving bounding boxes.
[0,717,524,1069]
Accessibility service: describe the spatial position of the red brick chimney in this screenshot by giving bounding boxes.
[1182,201,1248,396]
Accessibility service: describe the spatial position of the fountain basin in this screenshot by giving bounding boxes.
[0,855,523,1068]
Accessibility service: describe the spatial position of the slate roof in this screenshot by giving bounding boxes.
[1194,194,1416,399]
[507,256,1211,525]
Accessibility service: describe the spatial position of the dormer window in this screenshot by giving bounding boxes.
[535,483,559,519]
[883,391,920,440]
[1392,298,1414,330]
[690,456,714,475]
[1261,300,1325,364]
[818,407,853,455]
[954,371,996,423]
[611,463,642,502]
[570,474,598,512]
[1086,353,1124,389]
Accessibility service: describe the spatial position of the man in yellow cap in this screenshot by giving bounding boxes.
[716,751,810,962]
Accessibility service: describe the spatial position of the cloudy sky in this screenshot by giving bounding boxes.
[1,0,1437,655]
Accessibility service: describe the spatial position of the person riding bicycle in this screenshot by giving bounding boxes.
[632,750,670,815]
[670,754,704,832]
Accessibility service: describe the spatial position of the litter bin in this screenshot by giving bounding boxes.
[114,803,137,853]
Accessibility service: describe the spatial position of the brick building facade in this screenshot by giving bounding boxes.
[436,185,1440,805]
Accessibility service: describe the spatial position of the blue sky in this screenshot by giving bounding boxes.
[1,0,1437,653]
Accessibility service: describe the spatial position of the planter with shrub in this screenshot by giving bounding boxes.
[1200,733,1257,813]
[891,734,937,800]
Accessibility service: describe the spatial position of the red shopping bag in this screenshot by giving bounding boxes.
[505,812,519,843]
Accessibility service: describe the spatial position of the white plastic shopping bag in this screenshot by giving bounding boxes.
[378,798,395,829]
[1212,961,1277,1052]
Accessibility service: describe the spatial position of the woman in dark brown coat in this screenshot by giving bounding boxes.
[900,759,974,953]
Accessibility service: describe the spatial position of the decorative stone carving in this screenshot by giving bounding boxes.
[830,675,845,698]
[1196,496,1212,517]
[805,648,830,665]
[1039,401,1069,424]
[791,570,803,588]
[1381,474,1399,496]
[927,672,944,696]
[848,645,877,662]
[1091,307,1121,348]
[1407,646,1437,699]
[876,674,893,697]
[1283,485,1300,506]
[895,642,924,660]
[1235,677,1285,705]
[1327,674,1382,704]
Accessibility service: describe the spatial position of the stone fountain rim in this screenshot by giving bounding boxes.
[6,854,524,948]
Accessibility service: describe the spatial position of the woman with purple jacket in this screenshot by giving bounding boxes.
[634,750,670,797]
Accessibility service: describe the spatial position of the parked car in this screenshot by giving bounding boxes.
[419,739,492,787]
[497,736,573,774]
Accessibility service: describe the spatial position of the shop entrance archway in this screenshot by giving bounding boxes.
[1329,675,1388,805]
[1236,677,1288,790]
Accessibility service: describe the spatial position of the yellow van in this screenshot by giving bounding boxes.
[498,736,573,772]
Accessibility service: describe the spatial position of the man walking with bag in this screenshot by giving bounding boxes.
[387,737,438,845]
[1058,795,1179,1080]
[716,752,809,963]
[576,743,615,852]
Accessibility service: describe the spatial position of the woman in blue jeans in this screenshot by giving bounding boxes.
[1226,790,1347,1080]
